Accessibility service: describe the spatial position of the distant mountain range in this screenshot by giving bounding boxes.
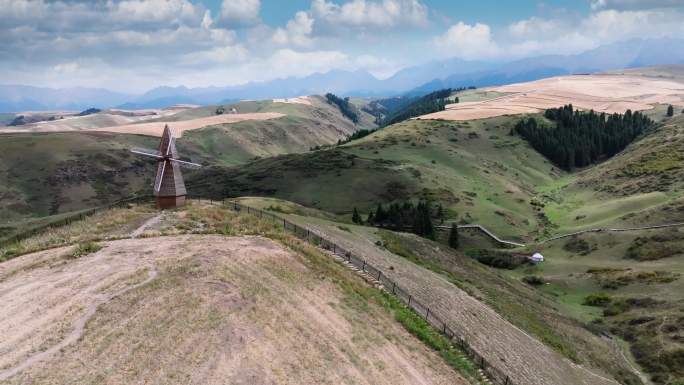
[2,38,684,112]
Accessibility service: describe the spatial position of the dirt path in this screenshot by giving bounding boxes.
[130,213,163,238]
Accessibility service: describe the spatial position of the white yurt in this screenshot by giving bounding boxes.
[529,253,544,263]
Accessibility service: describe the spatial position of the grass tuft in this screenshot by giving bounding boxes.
[67,241,103,259]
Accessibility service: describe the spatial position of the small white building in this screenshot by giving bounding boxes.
[529,253,544,263]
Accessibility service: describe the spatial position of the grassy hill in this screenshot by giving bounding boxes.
[0,202,476,384]
[185,95,684,385]
[189,115,564,240]
[0,95,377,226]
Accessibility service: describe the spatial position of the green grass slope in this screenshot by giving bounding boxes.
[190,115,562,240]
[0,95,377,223]
[0,132,158,222]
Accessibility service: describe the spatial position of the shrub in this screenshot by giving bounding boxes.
[522,275,545,286]
[563,237,593,255]
[603,301,630,316]
[583,293,612,307]
[467,249,525,269]
[68,242,103,259]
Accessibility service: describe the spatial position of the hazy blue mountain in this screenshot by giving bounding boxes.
[407,38,684,94]
[3,38,684,112]
[0,85,133,112]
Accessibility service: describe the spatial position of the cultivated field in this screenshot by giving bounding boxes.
[272,96,313,105]
[0,233,465,385]
[420,74,684,121]
[0,106,192,132]
[92,112,285,137]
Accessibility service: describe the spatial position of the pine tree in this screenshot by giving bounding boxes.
[366,211,374,224]
[448,223,459,249]
[352,208,361,224]
[437,204,445,224]
[667,105,674,117]
[513,105,653,170]
[375,203,386,224]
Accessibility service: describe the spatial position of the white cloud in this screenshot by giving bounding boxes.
[216,0,261,28]
[180,44,249,66]
[53,62,79,74]
[508,17,562,39]
[272,11,314,47]
[108,0,203,25]
[310,0,428,33]
[434,7,684,61]
[435,22,498,60]
[266,49,349,77]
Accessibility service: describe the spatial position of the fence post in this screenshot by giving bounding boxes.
[504,376,510,385]
[333,244,336,253]
[426,308,430,320]
[361,260,366,271]
[408,295,412,306]
[391,282,396,294]
[377,270,381,281]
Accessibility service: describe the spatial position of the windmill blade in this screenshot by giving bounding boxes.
[165,131,175,156]
[169,158,202,169]
[131,148,163,159]
[155,161,166,192]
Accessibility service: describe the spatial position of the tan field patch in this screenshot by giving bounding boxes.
[1,106,193,133]
[93,112,285,137]
[272,96,313,106]
[419,74,684,121]
[0,235,464,385]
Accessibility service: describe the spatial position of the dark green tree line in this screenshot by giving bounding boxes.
[325,93,359,123]
[366,200,435,238]
[513,104,653,170]
[382,88,456,126]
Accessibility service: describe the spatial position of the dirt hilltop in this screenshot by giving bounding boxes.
[0,234,464,385]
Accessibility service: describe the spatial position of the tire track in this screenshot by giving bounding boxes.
[0,266,158,381]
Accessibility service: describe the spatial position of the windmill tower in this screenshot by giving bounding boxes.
[131,125,201,209]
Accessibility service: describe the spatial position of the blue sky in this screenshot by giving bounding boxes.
[1,0,684,92]
[204,0,589,29]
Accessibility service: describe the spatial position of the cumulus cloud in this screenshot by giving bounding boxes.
[272,11,314,47]
[215,0,261,28]
[435,22,498,60]
[435,5,684,61]
[310,0,429,33]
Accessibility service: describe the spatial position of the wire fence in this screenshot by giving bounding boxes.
[0,194,152,248]
[221,198,517,385]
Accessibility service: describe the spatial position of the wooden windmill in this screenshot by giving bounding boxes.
[131,125,201,209]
